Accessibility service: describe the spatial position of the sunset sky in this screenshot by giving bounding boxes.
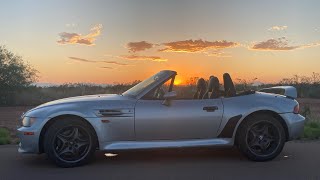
[1,0,320,84]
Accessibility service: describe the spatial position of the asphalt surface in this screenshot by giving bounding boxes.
[0,141,320,180]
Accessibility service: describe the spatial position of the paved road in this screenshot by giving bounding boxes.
[0,142,319,180]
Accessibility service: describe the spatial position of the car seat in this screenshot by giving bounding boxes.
[223,73,236,97]
[203,76,220,99]
[193,78,207,99]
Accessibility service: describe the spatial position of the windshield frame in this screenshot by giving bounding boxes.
[122,70,176,99]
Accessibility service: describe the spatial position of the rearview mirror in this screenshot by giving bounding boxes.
[162,91,177,106]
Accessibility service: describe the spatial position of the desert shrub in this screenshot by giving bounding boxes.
[308,121,320,128]
[308,88,320,99]
[0,128,11,145]
[302,121,320,140]
[301,105,312,120]
[300,113,320,140]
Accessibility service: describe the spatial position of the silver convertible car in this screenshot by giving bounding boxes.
[17,70,305,167]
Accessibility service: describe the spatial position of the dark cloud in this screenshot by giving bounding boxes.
[250,37,320,51]
[251,37,298,51]
[119,55,167,62]
[126,41,154,52]
[103,61,128,66]
[100,67,113,69]
[68,57,128,65]
[159,39,239,53]
[57,24,102,46]
[69,57,97,62]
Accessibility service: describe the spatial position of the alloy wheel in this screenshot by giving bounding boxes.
[53,126,92,162]
[246,121,281,156]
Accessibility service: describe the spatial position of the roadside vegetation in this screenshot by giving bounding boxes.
[2,73,320,106]
[300,105,320,140]
[1,82,140,106]
[235,73,320,99]
[0,128,11,145]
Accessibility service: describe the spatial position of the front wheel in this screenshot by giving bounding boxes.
[44,118,97,167]
[236,114,286,161]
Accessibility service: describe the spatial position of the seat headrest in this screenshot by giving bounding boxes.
[223,73,236,97]
[223,73,232,82]
[196,78,206,91]
[208,76,219,92]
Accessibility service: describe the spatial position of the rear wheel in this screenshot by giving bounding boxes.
[44,118,97,167]
[236,114,286,161]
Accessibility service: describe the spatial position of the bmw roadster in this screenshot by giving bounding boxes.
[17,70,305,167]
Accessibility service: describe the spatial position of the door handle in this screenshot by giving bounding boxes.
[203,106,218,112]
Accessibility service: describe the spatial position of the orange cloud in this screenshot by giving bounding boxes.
[119,55,167,62]
[250,37,320,51]
[127,41,154,52]
[57,24,103,46]
[159,39,239,53]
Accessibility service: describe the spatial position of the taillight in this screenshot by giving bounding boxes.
[293,104,300,114]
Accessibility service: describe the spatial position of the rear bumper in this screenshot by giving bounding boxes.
[17,127,40,154]
[279,113,305,140]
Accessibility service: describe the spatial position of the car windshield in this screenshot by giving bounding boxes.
[122,71,169,98]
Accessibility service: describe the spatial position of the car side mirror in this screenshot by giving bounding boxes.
[162,91,177,106]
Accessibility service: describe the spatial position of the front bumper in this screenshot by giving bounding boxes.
[279,113,305,140]
[17,126,41,154]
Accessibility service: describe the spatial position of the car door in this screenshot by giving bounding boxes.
[134,98,223,140]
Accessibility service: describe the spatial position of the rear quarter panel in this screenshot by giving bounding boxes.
[218,92,298,140]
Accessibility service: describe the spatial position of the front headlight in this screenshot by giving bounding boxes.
[22,117,37,127]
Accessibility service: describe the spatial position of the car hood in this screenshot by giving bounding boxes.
[33,94,134,110]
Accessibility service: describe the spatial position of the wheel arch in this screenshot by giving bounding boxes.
[234,110,289,142]
[39,114,99,153]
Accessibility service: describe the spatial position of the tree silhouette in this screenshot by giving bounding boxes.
[0,46,37,105]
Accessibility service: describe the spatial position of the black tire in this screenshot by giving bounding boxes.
[236,114,286,161]
[44,118,97,168]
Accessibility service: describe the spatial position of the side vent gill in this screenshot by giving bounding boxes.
[95,109,134,117]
